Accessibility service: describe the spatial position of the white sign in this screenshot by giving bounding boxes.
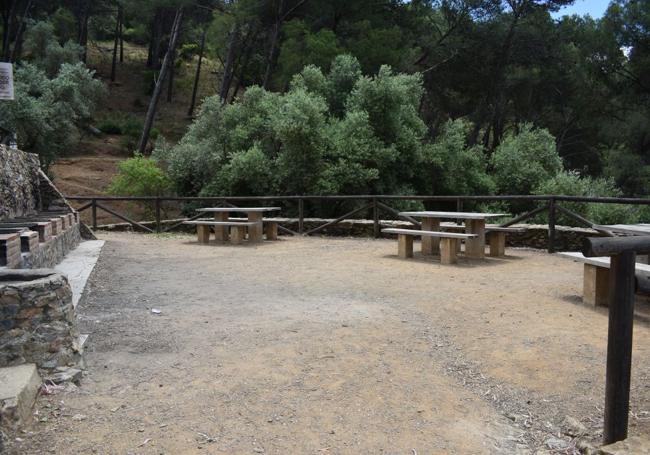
[0,62,14,100]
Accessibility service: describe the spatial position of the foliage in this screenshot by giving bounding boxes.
[491,124,563,195]
[108,154,171,197]
[533,170,641,225]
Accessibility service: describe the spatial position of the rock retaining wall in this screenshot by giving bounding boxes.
[97,218,602,251]
[0,146,40,221]
[0,270,80,370]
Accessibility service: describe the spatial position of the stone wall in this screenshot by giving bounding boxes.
[22,223,82,269]
[96,217,603,251]
[0,270,81,370]
[0,146,40,221]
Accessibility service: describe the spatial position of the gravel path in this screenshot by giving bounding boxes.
[7,232,650,454]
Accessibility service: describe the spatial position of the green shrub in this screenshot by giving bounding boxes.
[533,170,639,225]
[108,154,171,197]
[179,43,199,60]
[97,118,123,134]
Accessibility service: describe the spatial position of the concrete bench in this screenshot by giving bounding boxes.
[183,220,261,245]
[559,252,650,306]
[0,233,21,268]
[382,228,477,264]
[440,223,524,257]
[228,217,279,241]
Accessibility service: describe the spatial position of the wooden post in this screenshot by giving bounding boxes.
[397,234,413,258]
[548,198,556,253]
[298,198,304,234]
[603,250,637,444]
[373,198,379,238]
[421,218,440,255]
[91,199,97,230]
[155,197,162,233]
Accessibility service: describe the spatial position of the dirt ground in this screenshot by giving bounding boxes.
[6,233,650,454]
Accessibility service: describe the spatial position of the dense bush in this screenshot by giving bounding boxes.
[0,21,105,168]
[108,154,171,197]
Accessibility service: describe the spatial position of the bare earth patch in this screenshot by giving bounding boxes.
[6,233,650,454]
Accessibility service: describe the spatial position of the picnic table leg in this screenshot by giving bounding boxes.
[247,212,264,242]
[398,234,413,259]
[488,232,506,257]
[230,225,245,245]
[266,221,278,240]
[584,264,610,306]
[213,212,229,242]
[197,225,210,244]
[440,238,458,265]
[464,218,486,259]
[421,218,440,255]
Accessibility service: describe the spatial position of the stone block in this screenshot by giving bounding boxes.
[598,436,650,454]
[0,364,41,431]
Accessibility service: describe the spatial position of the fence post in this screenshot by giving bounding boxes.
[373,197,379,238]
[456,198,463,213]
[155,197,162,233]
[298,198,304,235]
[91,199,97,230]
[548,197,556,253]
[604,250,637,444]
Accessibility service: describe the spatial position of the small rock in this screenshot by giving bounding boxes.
[563,415,588,437]
[545,437,569,450]
[71,414,86,421]
[46,368,82,385]
[151,309,162,315]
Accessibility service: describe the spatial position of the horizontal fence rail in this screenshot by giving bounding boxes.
[64,194,650,252]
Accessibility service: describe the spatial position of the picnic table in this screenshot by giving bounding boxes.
[398,211,507,259]
[196,207,281,243]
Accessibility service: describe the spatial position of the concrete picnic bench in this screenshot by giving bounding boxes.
[398,211,508,259]
[185,207,281,244]
[438,222,525,257]
[382,228,476,264]
[559,252,650,306]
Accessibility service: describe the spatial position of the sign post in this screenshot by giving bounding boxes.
[0,62,15,101]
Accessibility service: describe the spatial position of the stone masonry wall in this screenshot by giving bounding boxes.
[22,223,81,269]
[0,146,40,221]
[97,217,603,251]
[0,270,81,370]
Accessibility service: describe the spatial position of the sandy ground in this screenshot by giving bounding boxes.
[6,233,650,454]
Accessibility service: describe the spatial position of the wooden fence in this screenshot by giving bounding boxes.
[64,194,650,253]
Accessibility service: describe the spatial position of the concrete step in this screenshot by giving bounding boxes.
[0,364,41,431]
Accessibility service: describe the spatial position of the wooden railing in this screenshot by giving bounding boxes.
[63,194,650,253]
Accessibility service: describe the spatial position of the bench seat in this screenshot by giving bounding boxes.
[440,223,524,257]
[559,252,650,306]
[382,228,476,264]
[183,220,261,244]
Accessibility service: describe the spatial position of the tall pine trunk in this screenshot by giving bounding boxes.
[187,28,207,117]
[110,4,122,82]
[219,23,239,103]
[137,8,183,154]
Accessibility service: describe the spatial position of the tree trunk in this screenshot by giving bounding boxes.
[110,4,122,82]
[77,1,90,63]
[187,28,207,117]
[166,49,175,102]
[149,9,163,69]
[1,0,17,62]
[262,0,284,90]
[137,8,183,154]
[219,23,240,103]
[119,3,124,62]
[10,0,31,63]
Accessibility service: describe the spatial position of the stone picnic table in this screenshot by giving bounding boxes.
[398,211,507,259]
[196,207,281,243]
